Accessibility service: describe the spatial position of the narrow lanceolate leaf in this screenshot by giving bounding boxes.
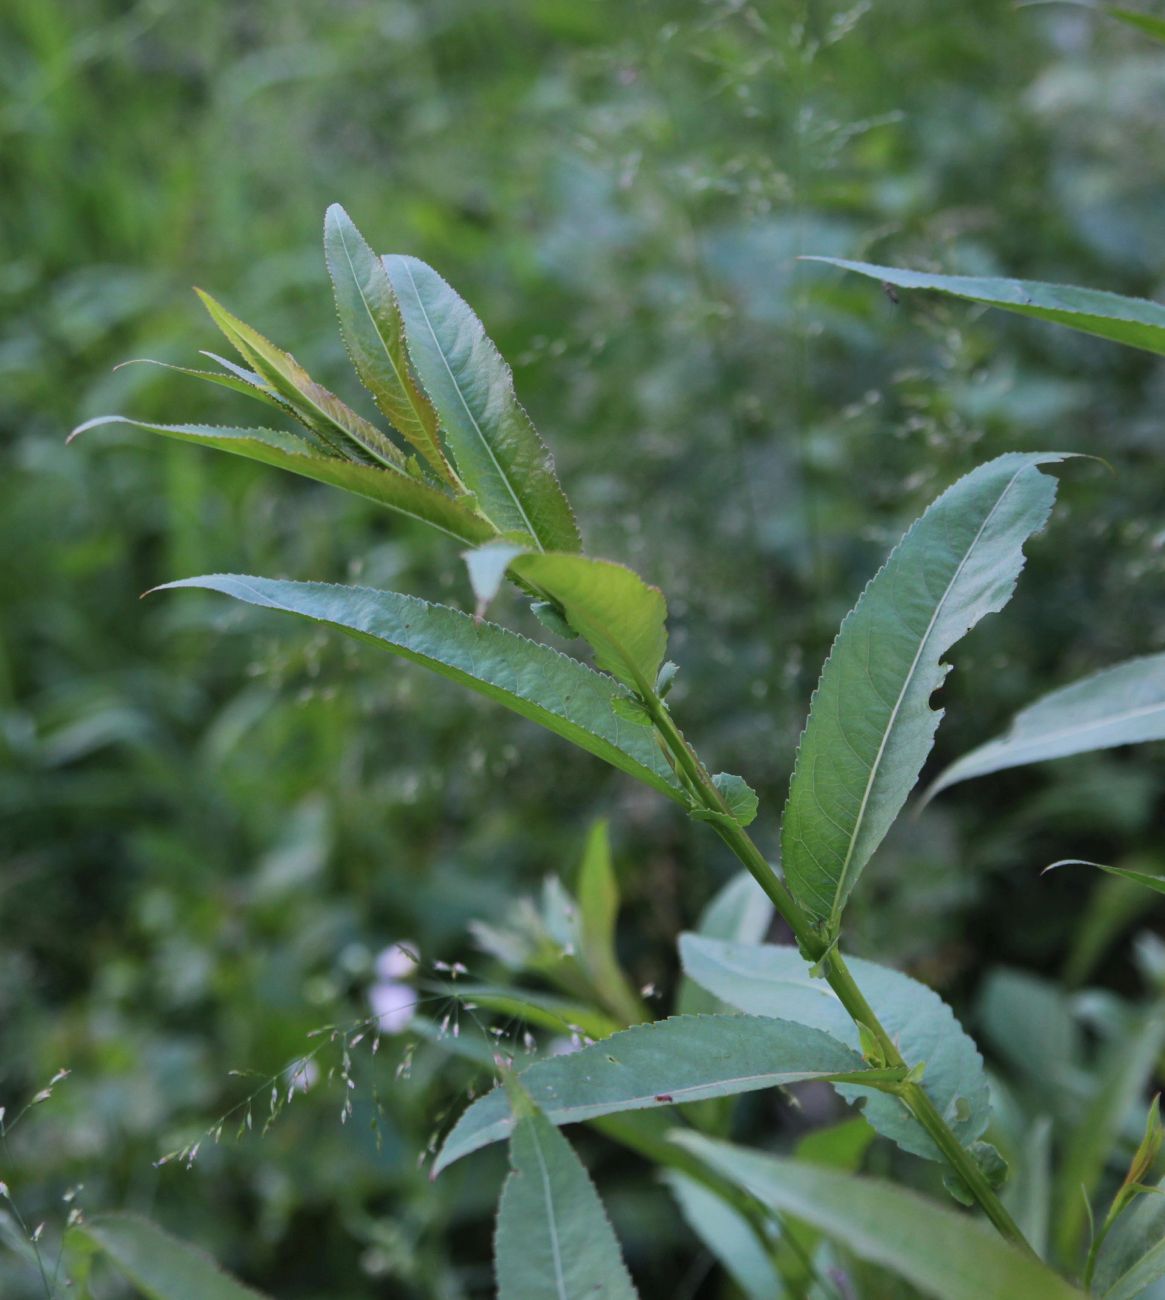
[434,1013,875,1173]
[1094,1176,1165,1300]
[781,453,1066,932]
[927,653,1165,799]
[113,357,293,418]
[495,1108,639,1300]
[671,1137,1085,1300]
[383,254,580,550]
[680,935,989,1162]
[576,820,645,1026]
[155,575,685,803]
[68,418,494,546]
[75,1214,270,1300]
[806,257,1165,356]
[1045,858,1165,896]
[324,205,458,486]
[195,288,407,468]
[511,553,667,693]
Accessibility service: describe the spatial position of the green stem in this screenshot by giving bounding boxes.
[642,691,1036,1257]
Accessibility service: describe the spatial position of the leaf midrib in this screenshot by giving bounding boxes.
[528,1124,569,1300]
[828,466,1026,931]
[398,259,542,546]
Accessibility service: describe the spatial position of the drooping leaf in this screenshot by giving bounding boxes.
[75,1214,270,1300]
[679,935,989,1161]
[323,205,457,485]
[927,654,1165,799]
[511,552,667,693]
[68,418,494,545]
[195,288,406,467]
[1045,858,1165,896]
[575,821,645,1025]
[154,575,686,802]
[1053,1002,1165,1259]
[805,257,1165,356]
[495,1106,639,1300]
[671,1136,1084,1300]
[1093,1176,1165,1300]
[434,1013,881,1173]
[781,453,1066,933]
[662,1170,783,1300]
[382,253,580,550]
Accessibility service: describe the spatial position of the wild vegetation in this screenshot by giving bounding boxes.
[4,2,1165,1297]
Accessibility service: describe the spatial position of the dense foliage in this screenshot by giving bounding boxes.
[3,2,1165,1297]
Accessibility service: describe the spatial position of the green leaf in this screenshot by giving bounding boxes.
[113,357,293,418]
[671,1136,1085,1300]
[434,1013,879,1173]
[1094,1177,1165,1300]
[1109,7,1165,43]
[511,552,668,694]
[712,773,759,827]
[383,253,580,550]
[662,1170,782,1300]
[194,288,406,468]
[576,821,645,1025]
[68,417,495,546]
[676,873,775,1017]
[495,1107,639,1300]
[805,257,1165,356]
[323,205,458,485]
[75,1214,270,1300]
[1045,858,1165,896]
[679,935,989,1161]
[781,453,1066,933]
[1053,1001,1165,1259]
[154,574,686,803]
[927,654,1165,799]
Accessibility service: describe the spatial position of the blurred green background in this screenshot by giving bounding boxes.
[2,1,1164,1295]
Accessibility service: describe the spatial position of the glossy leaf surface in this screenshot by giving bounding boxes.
[680,935,989,1160]
[155,575,686,802]
[495,1108,638,1300]
[807,257,1165,355]
[76,1214,269,1300]
[781,453,1064,932]
[672,1136,1084,1300]
[435,1013,872,1173]
[383,254,579,550]
[928,653,1165,798]
[69,418,494,545]
[324,205,456,484]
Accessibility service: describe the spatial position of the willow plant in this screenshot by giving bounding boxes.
[71,205,1165,1300]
